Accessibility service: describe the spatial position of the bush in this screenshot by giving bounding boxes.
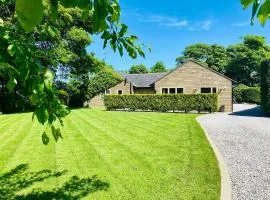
[233,84,260,104]
[261,60,270,116]
[104,94,218,113]
[87,68,123,99]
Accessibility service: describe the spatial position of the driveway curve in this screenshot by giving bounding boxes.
[198,104,270,200]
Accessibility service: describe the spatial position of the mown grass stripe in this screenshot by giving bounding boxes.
[80,109,191,157]
[71,110,188,199]
[0,116,34,171]
[64,116,132,199]
[0,114,30,142]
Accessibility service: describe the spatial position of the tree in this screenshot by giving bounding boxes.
[151,61,167,73]
[0,0,146,144]
[176,44,229,73]
[226,35,270,86]
[240,0,270,26]
[129,64,149,74]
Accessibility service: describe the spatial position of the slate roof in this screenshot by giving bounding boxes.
[118,60,235,88]
[119,73,167,87]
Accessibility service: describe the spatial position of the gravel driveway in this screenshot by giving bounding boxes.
[198,104,270,200]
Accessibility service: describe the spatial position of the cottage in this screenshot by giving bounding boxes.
[89,60,234,112]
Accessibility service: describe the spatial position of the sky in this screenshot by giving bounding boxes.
[87,0,270,71]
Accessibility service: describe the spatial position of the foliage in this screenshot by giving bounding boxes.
[176,44,229,73]
[226,35,270,86]
[233,84,261,104]
[104,94,218,113]
[240,0,270,26]
[0,0,146,141]
[151,61,167,73]
[129,64,149,74]
[87,68,123,99]
[261,60,270,116]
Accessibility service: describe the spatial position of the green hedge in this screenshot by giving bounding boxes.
[233,84,261,104]
[104,94,218,113]
[261,60,270,116]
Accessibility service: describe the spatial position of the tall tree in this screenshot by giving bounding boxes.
[176,44,228,73]
[226,35,270,86]
[151,61,167,73]
[129,64,149,74]
[0,0,146,143]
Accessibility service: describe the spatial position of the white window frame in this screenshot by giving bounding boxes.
[200,87,217,94]
[162,87,184,94]
[105,89,111,95]
[117,89,123,95]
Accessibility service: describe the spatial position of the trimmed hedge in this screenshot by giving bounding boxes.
[233,84,261,104]
[104,94,218,113]
[261,60,270,116]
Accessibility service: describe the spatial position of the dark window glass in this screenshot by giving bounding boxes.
[169,88,176,94]
[212,88,217,93]
[177,88,183,94]
[118,90,123,95]
[201,88,211,93]
[162,88,168,94]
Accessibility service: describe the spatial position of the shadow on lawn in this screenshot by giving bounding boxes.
[0,164,109,200]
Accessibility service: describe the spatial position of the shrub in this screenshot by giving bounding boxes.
[87,68,123,99]
[104,94,218,113]
[233,84,260,104]
[261,60,270,116]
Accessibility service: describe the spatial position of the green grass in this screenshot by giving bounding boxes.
[0,109,220,199]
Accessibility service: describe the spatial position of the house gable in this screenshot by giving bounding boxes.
[154,60,233,112]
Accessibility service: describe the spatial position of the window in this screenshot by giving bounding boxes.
[177,88,183,94]
[212,87,217,93]
[118,90,123,95]
[162,88,168,94]
[201,88,212,93]
[105,89,111,95]
[169,88,176,94]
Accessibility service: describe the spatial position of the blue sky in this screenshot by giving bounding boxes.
[87,0,270,71]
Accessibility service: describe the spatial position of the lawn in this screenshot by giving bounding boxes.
[0,108,220,199]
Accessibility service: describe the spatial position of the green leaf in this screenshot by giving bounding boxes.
[241,0,254,9]
[51,126,63,142]
[257,0,270,26]
[42,132,50,145]
[92,0,109,32]
[118,44,123,57]
[44,69,54,89]
[7,45,16,56]
[50,0,59,22]
[60,0,90,9]
[15,0,44,31]
[35,107,49,125]
[251,0,260,25]
[119,24,128,37]
[7,78,17,93]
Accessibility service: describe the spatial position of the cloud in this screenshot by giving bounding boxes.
[200,20,213,31]
[232,21,250,27]
[135,12,188,28]
[130,10,214,31]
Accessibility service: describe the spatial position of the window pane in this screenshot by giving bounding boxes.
[105,89,111,95]
[162,88,168,94]
[212,87,217,93]
[169,88,176,94]
[177,88,183,94]
[118,90,123,95]
[201,88,211,93]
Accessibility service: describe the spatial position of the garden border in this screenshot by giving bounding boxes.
[197,116,232,200]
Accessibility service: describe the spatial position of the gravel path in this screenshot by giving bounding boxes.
[198,104,270,200]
